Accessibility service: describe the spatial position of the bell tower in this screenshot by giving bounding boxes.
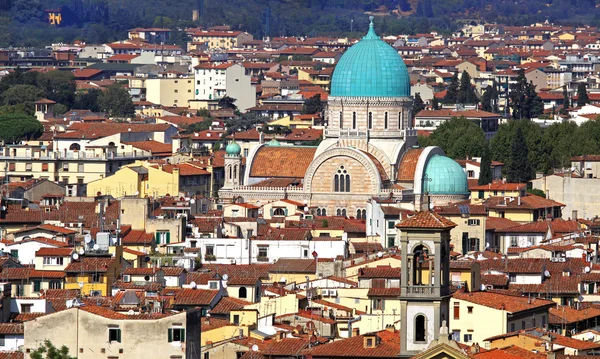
[396,211,455,357]
[223,138,242,189]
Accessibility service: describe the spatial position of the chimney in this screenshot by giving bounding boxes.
[517,196,521,206]
[572,210,578,220]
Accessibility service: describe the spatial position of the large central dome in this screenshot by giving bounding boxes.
[330,17,411,98]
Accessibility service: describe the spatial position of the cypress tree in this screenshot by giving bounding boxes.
[507,127,533,183]
[478,141,492,185]
[444,72,459,104]
[577,82,589,107]
[413,93,425,118]
[457,70,478,105]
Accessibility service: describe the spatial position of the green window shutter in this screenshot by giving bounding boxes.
[166,232,171,244]
[117,329,122,343]
[33,281,41,292]
[168,328,173,342]
[284,208,288,216]
[181,328,185,342]
[270,208,274,217]
[155,232,160,245]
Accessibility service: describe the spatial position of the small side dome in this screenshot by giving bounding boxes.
[267,139,281,147]
[225,140,241,155]
[423,155,468,195]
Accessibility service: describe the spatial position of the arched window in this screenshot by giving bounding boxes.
[321,208,326,216]
[339,111,343,129]
[239,287,247,299]
[352,112,357,129]
[273,208,286,216]
[69,143,81,151]
[415,315,427,342]
[317,208,322,216]
[341,209,347,217]
[333,166,350,192]
[233,165,237,180]
[356,209,366,220]
[412,245,428,285]
[108,142,115,147]
[384,112,388,129]
[398,112,403,129]
[228,165,232,180]
[336,208,341,216]
[368,112,373,129]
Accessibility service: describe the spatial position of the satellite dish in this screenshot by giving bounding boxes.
[84,234,92,243]
[222,274,229,281]
[252,345,259,352]
[571,167,576,172]
[190,198,196,204]
[190,281,197,289]
[377,251,383,258]
[144,275,151,281]
[72,253,79,261]
[144,256,151,262]
[93,244,100,250]
[78,281,84,288]
[66,299,73,308]
[480,283,486,291]
[78,248,85,255]
[279,276,287,283]
[544,270,551,277]
[585,266,591,273]
[128,309,135,315]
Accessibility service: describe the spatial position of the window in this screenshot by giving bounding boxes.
[467,306,473,314]
[26,163,32,171]
[372,298,384,310]
[233,315,240,324]
[453,302,460,319]
[258,246,268,259]
[78,163,84,172]
[355,298,360,304]
[109,328,121,343]
[399,111,403,129]
[63,163,69,172]
[33,281,41,292]
[0,335,4,346]
[43,257,64,266]
[388,221,395,229]
[478,190,484,199]
[156,231,170,245]
[527,236,536,246]
[206,245,214,256]
[387,236,395,248]
[368,112,373,129]
[21,304,33,313]
[238,287,247,299]
[168,328,185,342]
[542,315,546,328]
[415,315,426,342]
[231,209,239,218]
[10,250,18,259]
[91,273,101,283]
[204,353,209,359]
[467,219,480,226]
[356,209,366,220]
[209,281,218,289]
[49,281,61,289]
[384,112,388,129]
[463,334,473,342]
[272,208,286,216]
[339,111,343,129]
[521,320,526,329]
[352,112,356,129]
[333,166,350,192]
[510,236,518,247]
[336,208,347,216]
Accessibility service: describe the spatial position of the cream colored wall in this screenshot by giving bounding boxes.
[470,189,521,200]
[446,214,486,254]
[450,298,504,345]
[262,201,300,220]
[227,285,257,302]
[24,309,190,359]
[268,273,316,284]
[487,334,545,351]
[245,292,298,317]
[34,256,70,271]
[202,325,249,346]
[145,165,180,198]
[145,78,195,108]
[310,156,372,193]
[87,166,140,197]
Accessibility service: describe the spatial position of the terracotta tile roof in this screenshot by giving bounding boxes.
[64,256,116,273]
[210,297,251,315]
[481,274,509,287]
[486,217,520,231]
[367,288,402,297]
[249,146,317,178]
[509,276,581,295]
[485,194,565,210]
[473,347,540,359]
[358,266,400,279]
[0,353,23,359]
[121,228,154,245]
[200,264,273,280]
[249,177,304,188]
[16,224,78,235]
[295,309,337,324]
[124,140,172,156]
[470,181,527,191]
[111,280,163,291]
[80,305,175,320]
[453,290,555,313]
[123,267,161,276]
[549,305,600,325]
[262,338,310,356]
[397,148,424,181]
[285,217,366,233]
[270,259,316,274]
[72,68,103,79]
[161,288,219,306]
[257,227,312,241]
[0,323,24,335]
[304,329,400,357]
[227,277,260,285]
[396,211,457,229]
[311,298,364,314]
[190,217,223,233]
[11,312,46,322]
[123,248,147,257]
[450,260,477,270]
[54,123,172,140]
[479,257,587,275]
[0,268,65,280]
[35,247,74,257]
[41,289,82,298]
[351,242,384,253]
[162,163,210,176]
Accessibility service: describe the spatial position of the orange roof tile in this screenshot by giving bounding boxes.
[397,148,424,181]
[250,146,317,178]
[453,290,555,313]
[396,211,456,229]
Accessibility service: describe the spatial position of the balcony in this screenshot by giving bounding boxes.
[256,256,269,262]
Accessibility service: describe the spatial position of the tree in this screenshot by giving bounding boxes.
[577,82,589,107]
[186,119,212,132]
[481,82,499,113]
[98,85,134,118]
[562,85,570,113]
[302,94,324,114]
[1,84,46,106]
[491,119,543,173]
[412,93,425,117]
[197,108,212,118]
[218,96,237,110]
[0,113,43,143]
[478,141,492,185]
[37,71,76,108]
[432,97,440,110]
[425,116,486,159]
[73,89,102,112]
[457,70,478,105]
[30,340,76,359]
[506,127,533,183]
[399,0,412,12]
[527,188,546,198]
[443,72,459,104]
[509,70,543,119]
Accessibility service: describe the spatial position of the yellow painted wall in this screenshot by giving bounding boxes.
[65,274,109,296]
[344,257,401,280]
[488,209,533,223]
[450,298,504,345]
[245,293,298,317]
[202,325,249,346]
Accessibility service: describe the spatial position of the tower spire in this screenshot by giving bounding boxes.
[363,16,379,40]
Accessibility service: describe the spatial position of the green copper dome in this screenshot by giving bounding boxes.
[330,17,410,98]
[268,139,281,147]
[225,140,241,155]
[423,155,468,195]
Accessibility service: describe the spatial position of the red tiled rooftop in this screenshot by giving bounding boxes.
[396,211,456,229]
[453,290,554,313]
